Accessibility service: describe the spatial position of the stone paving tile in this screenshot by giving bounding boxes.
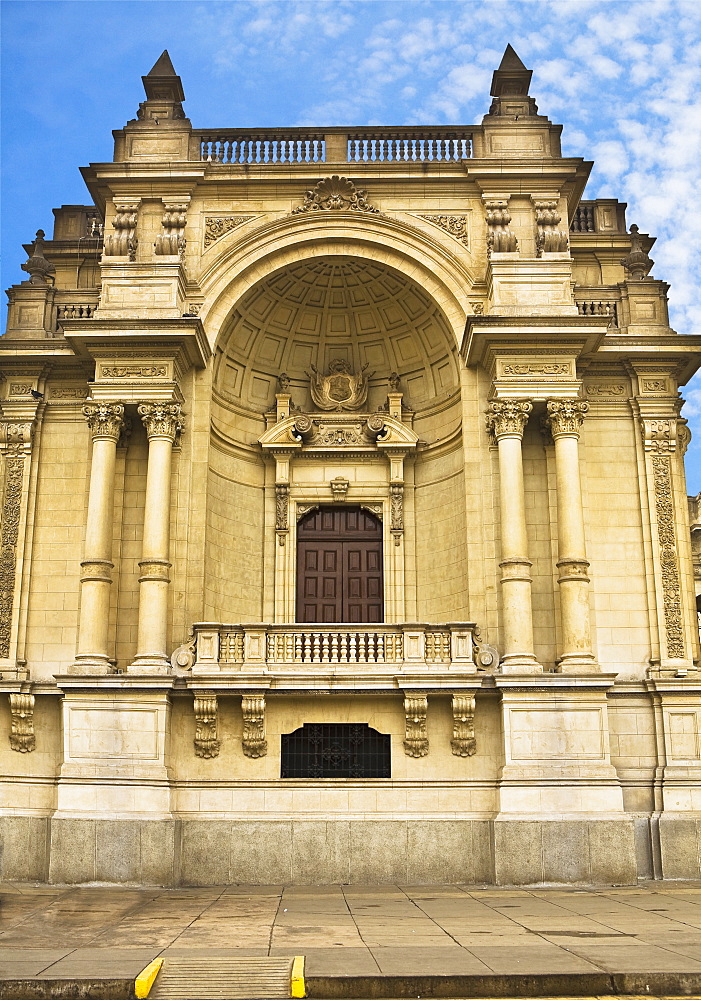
[270,946,380,973]
[371,945,493,975]
[555,940,701,973]
[466,944,602,974]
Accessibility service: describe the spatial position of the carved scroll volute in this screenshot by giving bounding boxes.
[403,692,428,757]
[451,694,476,757]
[242,695,267,758]
[9,692,35,752]
[194,691,220,758]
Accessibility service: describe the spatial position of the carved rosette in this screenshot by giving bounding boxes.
[484,200,518,255]
[293,175,379,214]
[242,695,267,758]
[403,692,428,757]
[451,694,476,757]
[138,402,183,442]
[82,402,125,442]
[194,691,220,758]
[486,400,532,442]
[533,199,569,255]
[546,399,588,438]
[104,199,139,260]
[155,199,189,258]
[204,216,256,249]
[9,693,35,753]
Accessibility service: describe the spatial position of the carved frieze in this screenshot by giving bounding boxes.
[193,691,220,758]
[293,175,379,214]
[451,694,476,757]
[532,199,569,255]
[242,695,267,758]
[499,362,571,377]
[138,402,183,442]
[403,693,429,757]
[204,216,257,249]
[486,400,532,442]
[484,199,518,255]
[546,399,588,438]
[586,383,626,398]
[49,386,89,400]
[417,214,468,247]
[307,360,372,411]
[100,365,168,379]
[104,199,139,260]
[83,402,125,442]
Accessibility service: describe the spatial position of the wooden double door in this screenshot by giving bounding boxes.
[297,506,383,623]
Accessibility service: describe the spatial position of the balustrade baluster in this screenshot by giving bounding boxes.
[376,633,384,661]
[329,632,338,661]
[321,632,330,662]
[294,632,303,661]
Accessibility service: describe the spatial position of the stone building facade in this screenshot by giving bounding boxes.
[2,48,700,885]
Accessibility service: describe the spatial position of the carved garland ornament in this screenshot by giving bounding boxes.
[417,214,469,247]
[403,692,429,757]
[194,690,220,758]
[293,175,379,214]
[0,458,24,659]
[9,693,35,753]
[204,216,257,249]
[242,695,267,758]
[276,483,290,545]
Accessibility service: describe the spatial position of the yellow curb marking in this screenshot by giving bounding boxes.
[291,954,306,998]
[134,957,163,999]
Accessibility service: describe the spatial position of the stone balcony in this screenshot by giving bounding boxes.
[181,622,484,691]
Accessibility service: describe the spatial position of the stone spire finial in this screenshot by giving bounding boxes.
[142,50,185,103]
[621,225,654,280]
[21,230,55,286]
[485,45,543,119]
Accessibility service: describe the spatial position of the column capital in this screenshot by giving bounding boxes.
[82,401,125,442]
[546,398,588,438]
[486,399,532,441]
[0,420,35,456]
[138,401,183,442]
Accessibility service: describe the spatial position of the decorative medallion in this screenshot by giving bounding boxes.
[293,175,379,214]
[307,360,372,411]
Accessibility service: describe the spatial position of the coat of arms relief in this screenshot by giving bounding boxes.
[306,359,373,411]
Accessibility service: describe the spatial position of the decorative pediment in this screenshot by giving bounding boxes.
[259,412,418,454]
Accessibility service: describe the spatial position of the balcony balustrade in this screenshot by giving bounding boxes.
[190,622,478,676]
[197,127,472,164]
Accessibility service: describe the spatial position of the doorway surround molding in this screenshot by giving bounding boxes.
[259,390,419,624]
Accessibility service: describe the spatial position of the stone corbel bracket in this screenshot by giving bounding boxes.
[9,691,35,752]
[104,198,140,260]
[531,195,569,255]
[242,694,267,758]
[155,196,190,258]
[403,691,429,757]
[193,690,220,758]
[451,693,476,757]
[482,194,518,255]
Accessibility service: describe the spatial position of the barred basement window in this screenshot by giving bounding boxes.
[281,723,391,778]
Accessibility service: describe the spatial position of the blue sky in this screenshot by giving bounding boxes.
[3,0,701,486]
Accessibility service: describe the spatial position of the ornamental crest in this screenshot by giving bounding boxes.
[307,359,372,411]
[293,175,379,214]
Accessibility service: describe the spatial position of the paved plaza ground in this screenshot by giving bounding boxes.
[1,881,701,995]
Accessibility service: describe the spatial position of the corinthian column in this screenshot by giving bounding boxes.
[546,399,598,672]
[486,400,542,673]
[128,402,182,673]
[72,402,125,673]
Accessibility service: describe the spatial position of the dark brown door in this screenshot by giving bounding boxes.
[297,507,383,623]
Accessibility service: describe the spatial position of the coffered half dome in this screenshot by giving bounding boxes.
[214,255,460,415]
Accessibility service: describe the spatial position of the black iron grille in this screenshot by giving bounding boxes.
[281,723,391,778]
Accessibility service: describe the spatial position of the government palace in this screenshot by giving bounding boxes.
[1,48,700,885]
